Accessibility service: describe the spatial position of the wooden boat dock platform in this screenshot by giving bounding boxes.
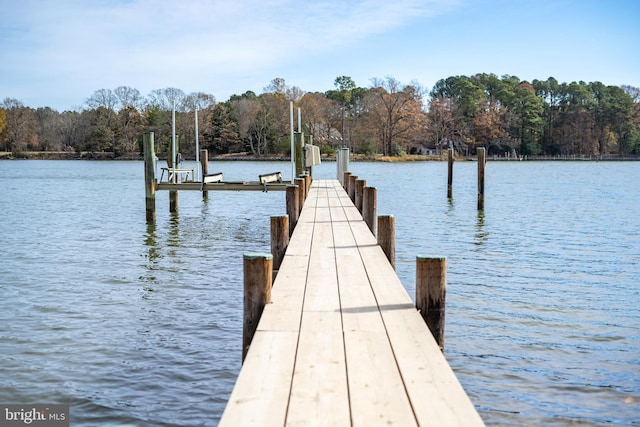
[219,179,485,426]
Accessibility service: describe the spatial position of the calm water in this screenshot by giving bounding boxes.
[0,159,638,426]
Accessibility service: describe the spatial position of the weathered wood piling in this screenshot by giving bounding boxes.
[377,214,395,269]
[448,148,454,199]
[416,255,447,350]
[478,147,486,210]
[242,253,272,363]
[143,132,156,223]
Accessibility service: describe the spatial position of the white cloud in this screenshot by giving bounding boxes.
[1,0,458,108]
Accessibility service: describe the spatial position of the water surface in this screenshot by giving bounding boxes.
[0,159,638,426]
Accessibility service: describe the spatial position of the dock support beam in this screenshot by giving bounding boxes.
[477,147,486,210]
[243,253,272,362]
[143,132,156,223]
[378,215,395,269]
[447,148,454,199]
[286,185,299,237]
[416,256,446,350]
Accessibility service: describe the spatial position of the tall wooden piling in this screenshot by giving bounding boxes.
[200,149,209,198]
[286,185,300,237]
[337,147,350,185]
[242,253,272,362]
[355,179,366,213]
[447,148,454,199]
[477,147,486,210]
[378,215,395,269]
[143,132,156,223]
[270,215,289,278]
[416,256,446,350]
[363,186,377,235]
[169,133,178,213]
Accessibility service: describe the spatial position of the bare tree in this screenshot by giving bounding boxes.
[86,89,118,111]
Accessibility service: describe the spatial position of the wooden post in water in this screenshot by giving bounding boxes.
[477,147,486,210]
[343,172,352,192]
[143,132,156,223]
[447,148,454,199]
[362,186,377,236]
[295,178,306,213]
[355,179,366,213]
[286,185,299,237]
[200,149,209,198]
[416,256,446,350]
[270,215,289,280]
[349,175,357,202]
[169,190,178,212]
[242,253,272,362]
[378,215,395,269]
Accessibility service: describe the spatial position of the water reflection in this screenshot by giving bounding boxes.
[144,223,160,262]
[475,210,488,246]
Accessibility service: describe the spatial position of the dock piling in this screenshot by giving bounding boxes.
[448,148,454,199]
[378,215,395,269]
[477,147,486,210]
[295,178,305,213]
[242,253,273,362]
[337,147,350,184]
[355,179,366,213]
[348,175,357,202]
[416,256,446,350]
[286,185,300,237]
[362,186,377,235]
[200,149,209,198]
[143,132,156,223]
[270,215,289,280]
[343,172,352,192]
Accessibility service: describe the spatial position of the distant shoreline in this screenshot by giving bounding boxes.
[1,151,638,162]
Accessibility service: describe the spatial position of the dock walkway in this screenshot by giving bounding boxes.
[219,180,485,426]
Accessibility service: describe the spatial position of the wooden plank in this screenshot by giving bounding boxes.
[286,311,350,426]
[354,230,485,426]
[332,179,485,426]
[300,186,340,313]
[218,330,298,427]
[329,185,418,426]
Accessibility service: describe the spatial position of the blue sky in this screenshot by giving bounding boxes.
[1,0,639,111]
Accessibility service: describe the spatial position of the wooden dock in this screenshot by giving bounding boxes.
[219,179,485,426]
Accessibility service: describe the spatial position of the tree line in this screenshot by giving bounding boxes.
[1,74,639,159]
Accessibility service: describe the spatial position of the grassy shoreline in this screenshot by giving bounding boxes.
[1,151,637,162]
